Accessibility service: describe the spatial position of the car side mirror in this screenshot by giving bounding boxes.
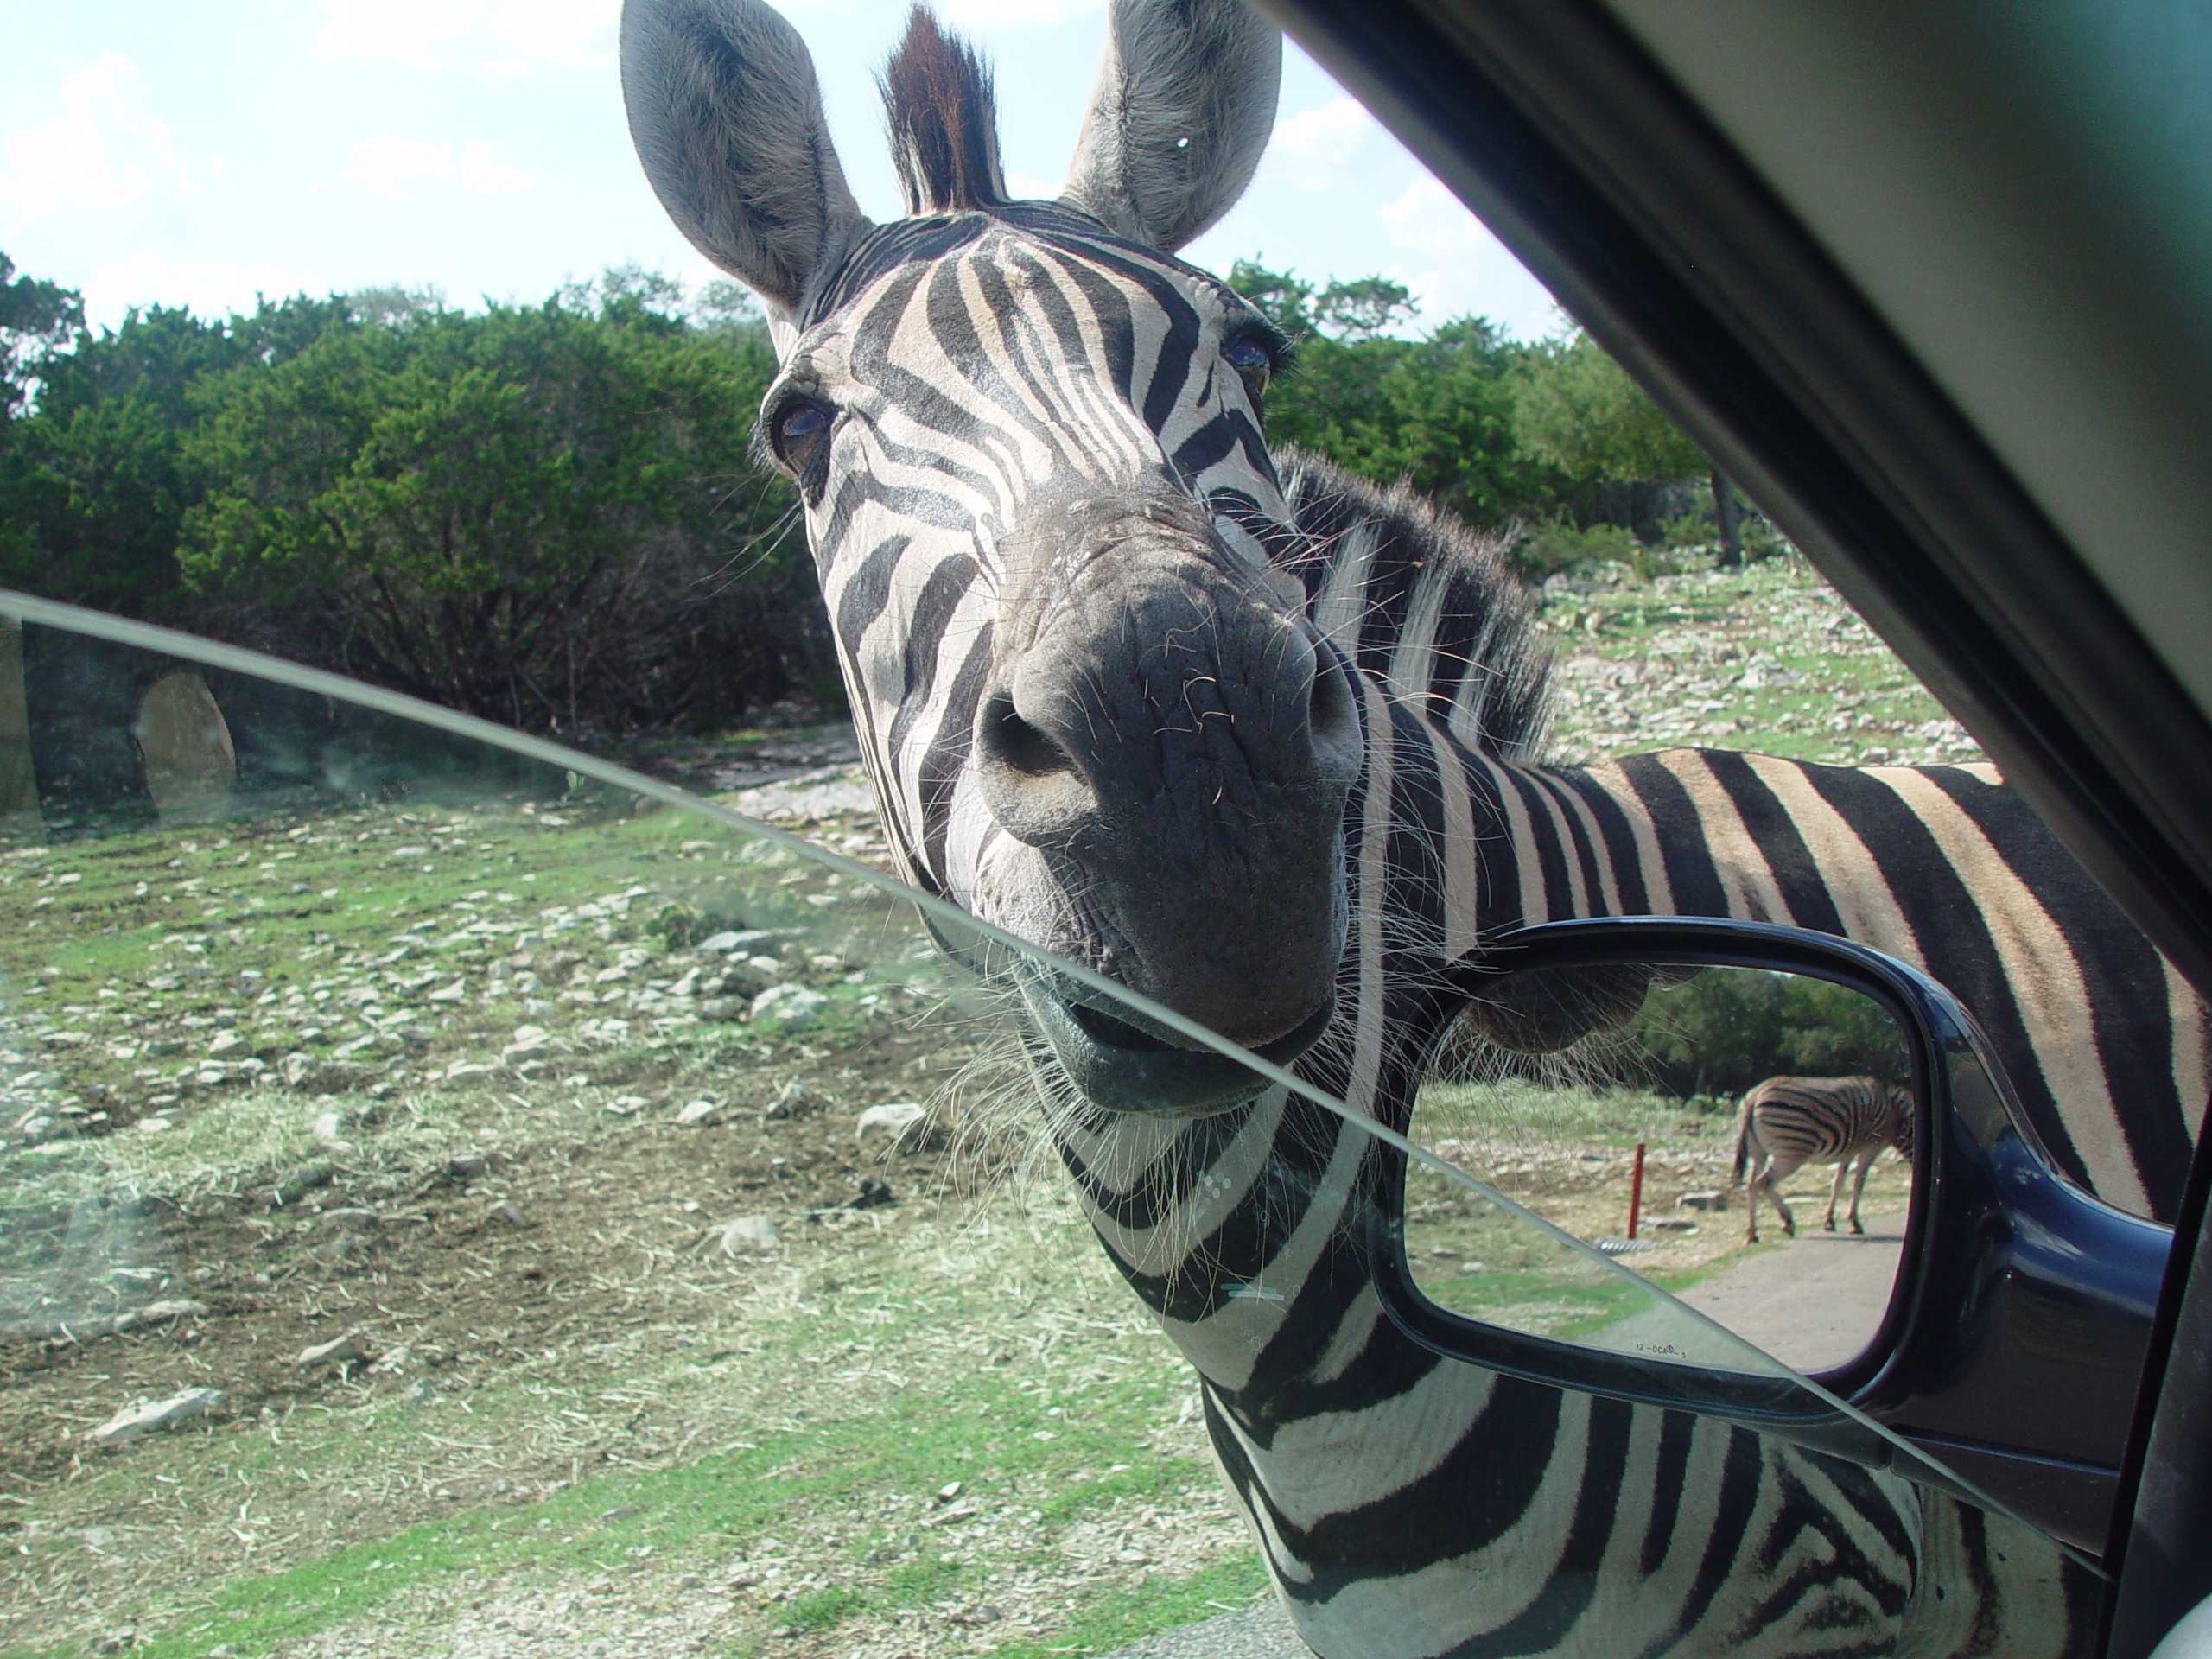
[1380,917,2171,1560]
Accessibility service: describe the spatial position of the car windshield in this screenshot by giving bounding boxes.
[0,596,2086,1657]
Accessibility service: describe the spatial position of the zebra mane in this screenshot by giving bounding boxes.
[1278,450,1554,760]
[880,6,1010,216]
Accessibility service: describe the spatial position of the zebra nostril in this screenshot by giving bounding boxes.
[981,690,1075,779]
[975,686,1096,846]
[1307,645,1362,784]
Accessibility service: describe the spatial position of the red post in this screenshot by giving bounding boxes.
[1627,1141,1647,1240]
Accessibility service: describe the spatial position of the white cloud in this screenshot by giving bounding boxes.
[0,55,205,226]
[1262,97,1380,191]
[344,137,530,200]
[1378,174,1480,260]
[1003,168,1061,201]
[1380,175,1563,339]
[311,0,617,78]
[79,252,332,327]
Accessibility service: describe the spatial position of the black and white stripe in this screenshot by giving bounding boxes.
[1731,1075,1916,1243]
[618,4,2170,1651]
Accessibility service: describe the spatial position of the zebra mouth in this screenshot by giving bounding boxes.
[1019,973,1333,1117]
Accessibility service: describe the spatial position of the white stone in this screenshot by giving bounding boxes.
[296,1332,369,1368]
[856,1102,929,1151]
[92,1387,224,1445]
[308,1110,346,1143]
[750,984,827,1032]
[717,1216,780,1255]
[675,1099,721,1127]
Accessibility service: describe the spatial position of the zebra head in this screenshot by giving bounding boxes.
[624,0,1363,1116]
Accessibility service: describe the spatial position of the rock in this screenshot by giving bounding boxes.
[46,1299,211,1341]
[936,1480,963,1502]
[1678,1191,1729,1211]
[762,1079,809,1121]
[296,1332,370,1368]
[427,982,467,1003]
[137,671,236,823]
[855,1102,930,1152]
[751,984,827,1031]
[485,1199,527,1226]
[446,1154,487,1181]
[308,1110,346,1143]
[603,1095,646,1116]
[92,1386,224,1445]
[1648,1217,1698,1233]
[717,1216,780,1255]
[675,1098,721,1127]
[278,1052,315,1088]
[849,1177,894,1210]
[315,1206,378,1231]
[502,1024,552,1059]
[698,929,781,957]
[271,1163,334,1207]
[207,1031,243,1057]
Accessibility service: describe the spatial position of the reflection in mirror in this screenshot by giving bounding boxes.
[1406,963,1915,1375]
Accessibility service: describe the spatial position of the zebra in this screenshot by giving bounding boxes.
[1731,1075,1916,1244]
[619,2,2198,1651]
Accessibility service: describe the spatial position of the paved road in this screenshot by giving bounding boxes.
[1103,1215,1907,1656]
[1672,1209,1905,1373]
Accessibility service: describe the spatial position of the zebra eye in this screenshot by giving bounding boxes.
[773,400,834,472]
[1224,336,1273,391]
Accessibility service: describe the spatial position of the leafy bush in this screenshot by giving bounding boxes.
[0,256,825,734]
[1510,519,1638,581]
[1623,969,1910,1102]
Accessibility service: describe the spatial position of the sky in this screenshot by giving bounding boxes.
[0,0,1566,340]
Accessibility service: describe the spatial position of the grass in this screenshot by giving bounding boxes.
[1540,552,1986,769]
[4,1175,1249,1658]
[16,1352,1213,1659]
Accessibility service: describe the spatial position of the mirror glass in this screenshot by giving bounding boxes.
[1404,963,1916,1375]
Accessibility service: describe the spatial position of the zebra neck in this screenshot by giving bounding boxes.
[1053,1085,1389,1397]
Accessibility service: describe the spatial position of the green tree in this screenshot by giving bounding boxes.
[1227,261,1551,523]
[2,291,362,613]
[178,288,799,730]
[1624,969,1909,1101]
[0,252,83,420]
[1512,331,1743,564]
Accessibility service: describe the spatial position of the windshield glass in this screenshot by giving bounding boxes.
[0,597,2078,1658]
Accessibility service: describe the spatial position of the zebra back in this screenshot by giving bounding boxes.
[1737,1074,1912,1174]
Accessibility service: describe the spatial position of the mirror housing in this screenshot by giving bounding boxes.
[1381,917,2170,1558]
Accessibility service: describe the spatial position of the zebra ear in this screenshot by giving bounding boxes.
[620,0,874,322]
[1059,0,1281,254]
